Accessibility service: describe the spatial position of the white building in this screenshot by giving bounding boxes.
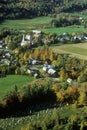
[32,30,41,37]
[21,34,33,47]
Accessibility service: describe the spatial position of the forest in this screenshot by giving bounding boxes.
[0,0,87,20]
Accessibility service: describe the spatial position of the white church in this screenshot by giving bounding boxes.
[21,34,33,47]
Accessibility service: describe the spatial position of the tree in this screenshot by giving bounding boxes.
[15,67,21,75]
[52,108,60,125]
[56,89,65,103]
[78,90,87,106]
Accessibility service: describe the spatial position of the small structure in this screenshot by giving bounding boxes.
[34,73,38,78]
[32,30,41,37]
[48,68,56,75]
[0,41,3,48]
[0,59,10,66]
[43,64,48,71]
[5,52,11,58]
[29,58,42,65]
[27,67,39,78]
[67,78,72,84]
[43,63,56,76]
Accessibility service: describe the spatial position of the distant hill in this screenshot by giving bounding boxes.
[0,0,87,20]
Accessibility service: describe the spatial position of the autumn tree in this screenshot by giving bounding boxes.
[78,90,87,107]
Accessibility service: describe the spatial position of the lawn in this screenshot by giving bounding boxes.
[0,75,34,99]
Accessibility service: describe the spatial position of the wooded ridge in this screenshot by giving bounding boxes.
[0,0,87,20]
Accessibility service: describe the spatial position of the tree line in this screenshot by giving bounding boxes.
[0,0,87,20]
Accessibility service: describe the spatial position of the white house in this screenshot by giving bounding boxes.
[48,68,56,75]
[67,78,72,84]
[27,67,39,78]
[1,59,10,66]
[32,30,41,37]
[43,66,48,71]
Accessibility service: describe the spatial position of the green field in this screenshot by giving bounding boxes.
[57,45,87,56]
[52,43,87,60]
[0,75,34,99]
[43,26,87,34]
[1,17,87,34]
[0,17,53,31]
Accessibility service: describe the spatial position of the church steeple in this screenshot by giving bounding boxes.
[22,34,25,42]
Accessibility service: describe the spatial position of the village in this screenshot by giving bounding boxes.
[0,29,87,85]
[0,0,87,129]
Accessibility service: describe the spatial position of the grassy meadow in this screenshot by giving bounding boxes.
[0,75,34,99]
[43,26,87,34]
[1,16,87,34]
[0,17,53,31]
[52,43,87,60]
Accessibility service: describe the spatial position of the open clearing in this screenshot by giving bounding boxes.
[52,43,87,60]
[0,75,34,99]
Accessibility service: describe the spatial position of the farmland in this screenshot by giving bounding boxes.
[52,43,87,60]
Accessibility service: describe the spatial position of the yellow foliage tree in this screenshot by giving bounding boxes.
[52,84,61,93]
[78,90,87,106]
[23,52,29,61]
[56,90,65,103]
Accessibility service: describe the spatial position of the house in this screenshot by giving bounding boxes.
[5,52,11,58]
[29,58,42,65]
[32,30,41,37]
[43,64,48,71]
[29,58,37,65]
[48,68,56,75]
[34,73,39,78]
[43,63,56,76]
[0,59,10,66]
[43,58,53,72]
[27,67,39,78]
[67,78,72,84]
[0,41,3,48]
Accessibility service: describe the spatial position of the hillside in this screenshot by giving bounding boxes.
[0,0,87,20]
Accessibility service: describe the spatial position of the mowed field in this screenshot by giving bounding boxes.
[52,43,87,60]
[0,75,34,99]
